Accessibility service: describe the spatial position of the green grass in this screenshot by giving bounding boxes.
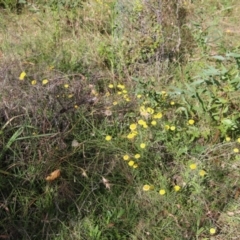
[1,0,240,239]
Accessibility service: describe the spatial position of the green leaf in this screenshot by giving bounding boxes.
[190,79,205,86]
[203,66,220,76]
[212,55,225,61]
[175,107,188,118]
[226,52,240,58]
[169,87,184,95]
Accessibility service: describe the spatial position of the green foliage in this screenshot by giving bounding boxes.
[45,0,84,10]
[169,53,240,138]
[0,0,26,12]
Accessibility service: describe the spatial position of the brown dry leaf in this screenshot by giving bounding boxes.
[102,176,111,190]
[227,211,235,216]
[140,111,150,119]
[72,139,81,147]
[107,223,115,228]
[104,109,112,116]
[80,168,88,178]
[46,169,61,181]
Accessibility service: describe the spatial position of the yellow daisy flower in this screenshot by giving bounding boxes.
[190,163,197,170]
[143,185,151,191]
[188,119,195,125]
[174,185,181,192]
[199,170,207,177]
[159,189,166,195]
[130,124,137,131]
[153,112,163,119]
[140,143,146,149]
[19,71,26,80]
[128,160,135,167]
[31,80,37,85]
[105,135,112,141]
[134,154,141,159]
[42,79,49,85]
[209,228,216,235]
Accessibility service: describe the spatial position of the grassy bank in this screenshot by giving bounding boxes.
[0,0,240,239]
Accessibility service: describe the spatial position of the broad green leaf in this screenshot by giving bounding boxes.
[226,52,240,58]
[203,66,220,76]
[212,55,225,61]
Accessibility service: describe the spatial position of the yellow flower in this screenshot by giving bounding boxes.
[233,148,239,153]
[188,119,195,125]
[105,135,112,141]
[134,154,141,159]
[74,105,78,109]
[139,106,148,116]
[127,132,136,139]
[147,107,154,114]
[127,132,137,138]
[153,112,163,119]
[42,79,49,85]
[113,101,118,105]
[117,91,122,95]
[159,189,166,195]
[138,119,146,126]
[209,228,216,235]
[133,163,138,168]
[19,71,26,80]
[105,92,110,97]
[123,90,128,94]
[68,94,73,98]
[165,125,170,130]
[117,84,125,89]
[140,106,146,112]
[125,97,130,102]
[140,106,149,116]
[151,120,157,126]
[237,138,240,143]
[190,163,197,170]
[174,185,181,192]
[143,185,151,191]
[170,101,175,105]
[108,84,114,88]
[128,160,135,167]
[170,126,176,131]
[137,94,142,99]
[140,143,146,149]
[143,123,148,129]
[123,155,129,161]
[225,136,231,142]
[64,84,69,88]
[199,170,207,177]
[31,80,37,85]
[132,131,138,136]
[161,91,167,96]
[130,124,137,131]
